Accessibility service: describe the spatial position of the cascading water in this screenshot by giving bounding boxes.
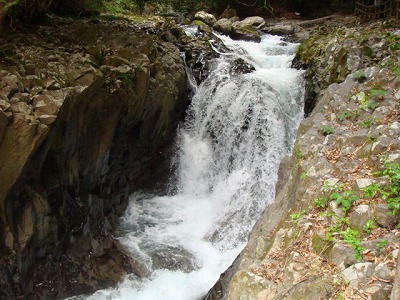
[73,32,305,300]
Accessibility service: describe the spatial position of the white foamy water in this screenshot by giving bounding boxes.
[71,33,304,300]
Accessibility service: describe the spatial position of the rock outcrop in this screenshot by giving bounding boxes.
[204,15,400,300]
[0,16,190,299]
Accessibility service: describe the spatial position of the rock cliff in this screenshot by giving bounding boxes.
[0,16,193,299]
[204,15,400,300]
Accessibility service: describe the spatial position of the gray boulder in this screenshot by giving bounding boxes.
[213,18,232,35]
[231,22,261,42]
[261,24,295,36]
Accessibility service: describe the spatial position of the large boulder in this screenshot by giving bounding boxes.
[194,11,217,27]
[213,18,233,35]
[240,16,265,27]
[261,24,295,36]
[231,22,261,42]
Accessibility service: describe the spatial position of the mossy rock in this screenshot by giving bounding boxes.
[191,20,211,34]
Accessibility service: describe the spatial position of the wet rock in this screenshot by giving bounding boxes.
[261,24,295,36]
[150,245,199,273]
[240,16,265,27]
[230,58,255,76]
[213,18,232,35]
[231,22,261,42]
[194,11,217,27]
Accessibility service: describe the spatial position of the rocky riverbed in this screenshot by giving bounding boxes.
[1,9,400,300]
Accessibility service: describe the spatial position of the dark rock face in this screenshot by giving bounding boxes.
[0,17,189,299]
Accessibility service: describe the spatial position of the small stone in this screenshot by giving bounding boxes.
[392,249,399,259]
[38,114,56,125]
[0,99,11,111]
[349,204,373,233]
[356,178,373,189]
[329,243,357,270]
[329,201,344,219]
[373,263,392,281]
[373,204,396,228]
[395,89,400,100]
[342,263,375,286]
[365,283,392,300]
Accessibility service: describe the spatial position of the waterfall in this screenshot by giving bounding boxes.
[73,32,304,300]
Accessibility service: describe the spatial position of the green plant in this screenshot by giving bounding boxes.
[359,116,375,128]
[330,190,357,212]
[325,231,335,242]
[386,58,400,78]
[320,125,335,136]
[376,239,388,254]
[337,110,358,123]
[361,183,380,198]
[352,71,367,81]
[385,32,400,52]
[321,180,344,193]
[117,72,135,87]
[362,219,376,234]
[381,161,400,216]
[290,210,306,222]
[314,197,328,208]
[294,144,303,159]
[340,227,365,261]
[369,89,387,99]
[300,171,307,180]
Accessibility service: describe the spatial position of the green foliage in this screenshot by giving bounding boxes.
[361,183,380,198]
[340,227,364,261]
[330,190,357,213]
[314,196,328,208]
[294,144,303,159]
[290,210,306,222]
[359,116,375,128]
[376,239,388,254]
[0,0,19,11]
[319,125,335,136]
[352,71,367,81]
[385,32,400,52]
[117,72,135,87]
[386,58,400,79]
[338,110,358,123]
[360,161,400,217]
[362,219,376,234]
[369,89,387,99]
[102,0,137,14]
[381,161,400,216]
[321,180,343,193]
[356,90,384,111]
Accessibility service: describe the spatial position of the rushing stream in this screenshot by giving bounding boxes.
[73,32,304,300]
